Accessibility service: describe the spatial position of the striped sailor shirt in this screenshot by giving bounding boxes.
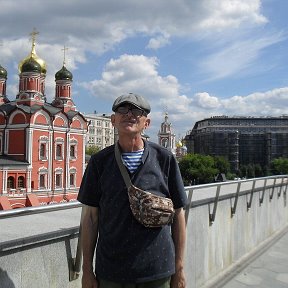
[121,149,144,173]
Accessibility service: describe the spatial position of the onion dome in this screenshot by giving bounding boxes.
[18,42,47,74]
[0,64,7,79]
[55,65,73,81]
[176,140,183,148]
[21,57,41,73]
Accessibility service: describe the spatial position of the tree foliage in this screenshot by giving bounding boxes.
[214,156,230,174]
[86,145,101,156]
[270,158,288,175]
[179,154,219,185]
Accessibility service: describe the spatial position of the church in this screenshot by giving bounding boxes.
[0,32,88,209]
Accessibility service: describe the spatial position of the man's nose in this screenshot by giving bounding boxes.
[126,109,134,116]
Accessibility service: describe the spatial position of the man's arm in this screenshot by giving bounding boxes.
[171,208,186,288]
[81,205,99,288]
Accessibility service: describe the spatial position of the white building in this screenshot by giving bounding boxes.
[84,113,115,150]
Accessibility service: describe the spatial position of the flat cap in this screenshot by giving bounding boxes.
[112,93,151,114]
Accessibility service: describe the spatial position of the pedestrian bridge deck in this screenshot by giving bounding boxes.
[0,175,287,288]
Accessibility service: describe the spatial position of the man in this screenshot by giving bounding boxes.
[78,93,188,288]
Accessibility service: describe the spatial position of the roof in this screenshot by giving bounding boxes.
[0,101,87,122]
[0,155,29,166]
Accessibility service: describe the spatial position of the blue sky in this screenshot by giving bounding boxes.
[0,0,287,142]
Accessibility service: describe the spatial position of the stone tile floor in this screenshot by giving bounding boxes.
[221,230,288,287]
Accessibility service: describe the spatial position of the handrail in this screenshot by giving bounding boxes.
[1,175,287,282]
[0,201,82,219]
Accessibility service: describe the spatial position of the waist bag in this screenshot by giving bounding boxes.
[115,143,175,228]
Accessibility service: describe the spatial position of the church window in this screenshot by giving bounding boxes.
[18,176,25,188]
[7,176,15,189]
[56,144,63,159]
[70,145,75,157]
[55,174,62,188]
[40,143,46,159]
[39,136,49,161]
[70,173,75,186]
[39,175,45,188]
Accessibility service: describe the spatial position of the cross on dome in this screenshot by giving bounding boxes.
[61,45,69,66]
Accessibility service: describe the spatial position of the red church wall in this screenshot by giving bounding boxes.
[34,114,49,125]
[11,113,26,124]
[0,114,5,125]
[69,133,84,187]
[70,119,81,129]
[0,172,3,193]
[8,130,25,159]
[26,78,37,90]
[54,117,66,127]
[31,129,50,190]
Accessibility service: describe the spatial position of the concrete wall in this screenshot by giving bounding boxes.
[0,176,287,288]
[184,177,288,287]
[0,207,82,288]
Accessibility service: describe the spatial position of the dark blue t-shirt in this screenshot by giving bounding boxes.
[77,141,187,283]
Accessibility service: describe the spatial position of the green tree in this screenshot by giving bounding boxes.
[214,156,230,174]
[247,164,255,178]
[254,164,263,177]
[270,158,288,175]
[179,153,218,185]
[86,145,101,156]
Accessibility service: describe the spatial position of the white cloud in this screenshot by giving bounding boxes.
[146,33,171,50]
[0,0,267,54]
[200,32,286,80]
[80,54,182,104]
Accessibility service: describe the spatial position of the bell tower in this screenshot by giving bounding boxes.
[158,112,176,154]
[0,64,9,105]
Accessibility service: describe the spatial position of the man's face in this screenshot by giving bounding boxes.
[111,104,150,135]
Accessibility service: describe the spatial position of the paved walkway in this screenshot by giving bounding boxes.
[219,228,288,288]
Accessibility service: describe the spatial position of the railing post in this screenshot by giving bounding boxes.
[231,182,241,216]
[247,179,256,210]
[209,184,221,225]
[277,178,284,198]
[269,178,277,201]
[69,207,83,281]
[259,179,267,205]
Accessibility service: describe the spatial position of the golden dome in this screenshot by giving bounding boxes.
[176,140,183,148]
[18,33,47,74]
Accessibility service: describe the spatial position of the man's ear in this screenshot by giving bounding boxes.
[111,114,115,127]
[144,118,151,129]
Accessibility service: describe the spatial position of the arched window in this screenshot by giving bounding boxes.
[56,144,62,159]
[18,176,25,188]
[7,176,15,189]
[70,174,75,186]
[70,145,75,157]
[40,143,46,158]
[55,174,62,188]
[39,175,45,188]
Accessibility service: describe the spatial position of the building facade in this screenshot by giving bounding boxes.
[0,33,87,209]
[84,113,114,150]
[184,116,288,173]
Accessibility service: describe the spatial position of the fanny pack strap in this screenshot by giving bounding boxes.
[115,142,132,189]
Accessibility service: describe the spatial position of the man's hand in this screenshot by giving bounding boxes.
[82,271,98,288]
[171,208,186,288]
[170,268,186,288]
